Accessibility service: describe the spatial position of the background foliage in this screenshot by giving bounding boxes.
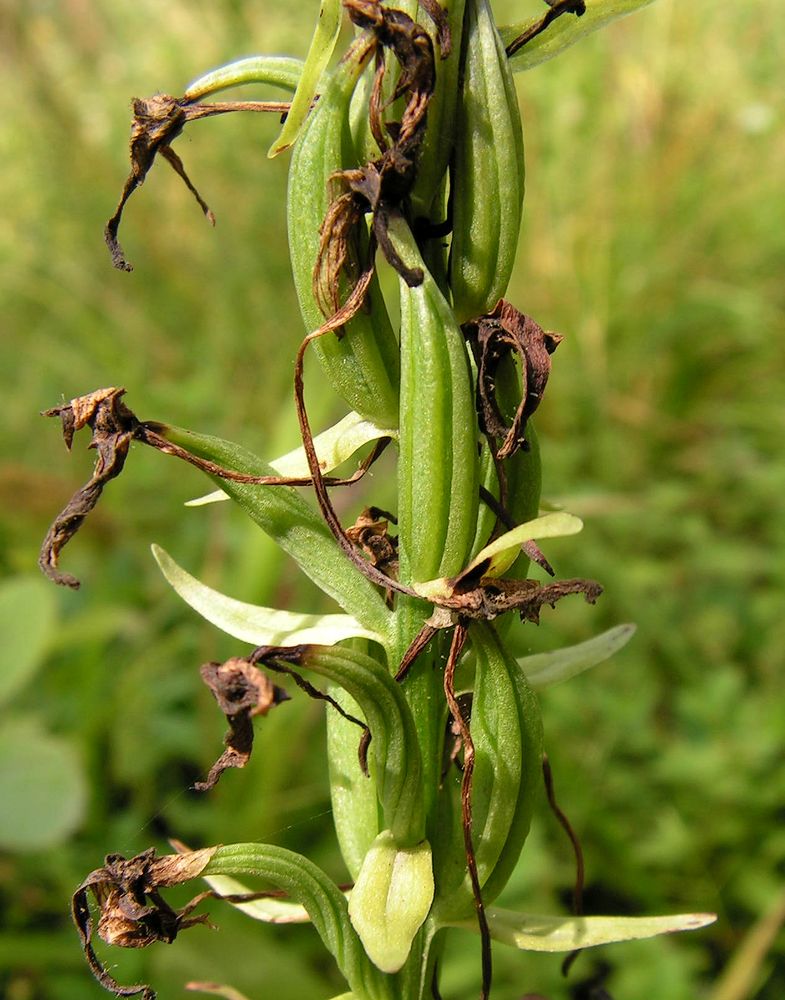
[1,0,783,997]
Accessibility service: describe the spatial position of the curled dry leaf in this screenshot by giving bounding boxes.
[345,506,399,575]
[39,388,139,589]
[196,657,289,792]
[314,0,440,324]
[106,94,292,271]
[72,846,216,1000]
[464,301,563,460]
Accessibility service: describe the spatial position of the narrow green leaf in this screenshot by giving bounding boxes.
[199,870,312,923]
[453,908,716,952]
[467,512,583,578]
[152,545,382,646]
[268,0,343,156]
[502,0,658,73]
[183,55,303,101]
[414,513,583,601]
[0,576,58,708]
[153,424,392,640]
[186,411,395,507]
[348,831,434,973]
[521,623,637,689]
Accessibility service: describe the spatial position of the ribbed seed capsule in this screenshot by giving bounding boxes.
[450,0,525,323]
[433,623,543,919]
[288,40,400,428]
[389,216,479,584]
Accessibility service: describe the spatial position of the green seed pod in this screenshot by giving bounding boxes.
[409,0,467,219]
[288,40,401,428]
[293,644,426,846]
[388,216,479,584]
[432,623,543,920]
[450,0,525,323]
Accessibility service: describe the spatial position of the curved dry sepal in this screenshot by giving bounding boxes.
[183,55,303,101]
[148,423,392,639]
[450,0,525,323]
[450,907,717,951]
[432,623,542,920]
[254,644,425,846]
[39,388,139,589]
[195,657,289,791]
[389,216,479,584]
[205,843,395,1000]
[152,544,384,646]
[268,0,343,156]
[105,86,294,272]
[502,0,656,72]
[348,830,435,973]
[287,37,401,428]
[464,301,562,460]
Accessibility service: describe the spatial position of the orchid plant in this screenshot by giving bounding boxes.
[40,1,714,997]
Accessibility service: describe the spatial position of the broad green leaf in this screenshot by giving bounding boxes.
[152,545,383,646]
[0,576,58,708]
[200,870,312,923]
[453,908,716,951]
[521,623,637,689]
[187,411,395,507]
[268,0,343,156]
[414,513,583,601]
[502,0,657,73]
[183,55,303,101]
[0,720,86,851]
[348,831,434,973]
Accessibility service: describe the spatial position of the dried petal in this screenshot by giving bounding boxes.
[39,389,139,588]
[196,658,289,791]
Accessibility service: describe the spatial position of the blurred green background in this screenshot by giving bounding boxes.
[1,0,783,997]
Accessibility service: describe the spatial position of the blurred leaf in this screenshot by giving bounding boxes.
[0,719,86,850]
[186,983,252,1000]
[521,623,636,688]
[153,544,383,645]
[452,908,716,952]
[0,575,58,708]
